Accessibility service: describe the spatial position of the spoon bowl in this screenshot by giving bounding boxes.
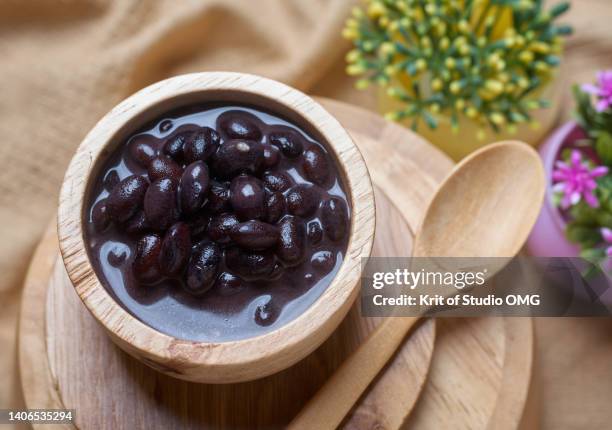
[414,140,546,258]
[289,140,545,430]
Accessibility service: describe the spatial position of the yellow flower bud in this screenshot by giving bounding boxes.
[445,57,456,69]
[450,81,462,94]
[535,61,549,73]
[351,7,363,18]
[384,65,397,76]
[421,37,431,48]
[490,112,506,126]
[477,129,487,141]
[346,18,358,29]
[519,50,534,63]
[530,41,550,54]
[385,111,400,121]
[440,37,450,50]
[431,78,443,91]
[466,107,478,118]
[379,16,389,27]
[430,103,441,114]
[517,77,529,89]
[507,125,517,135]
[425,3,436,15]
[346,64,364,76]
[386,87,400,97]
[345,49,360,63]
[415,59,427,71]
[367,2,385,18]
[355,79,370,90]
[485,80,504,95]
[342,28,358,40]
[494,60,506,71]
[458,20,470,33]
[459,44,470,55]
[379,42,395,56]
[455,99,466,110]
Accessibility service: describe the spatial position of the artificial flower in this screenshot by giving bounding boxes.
[552,149,608,209]
[581,70,612,112]
[601,227,612,257]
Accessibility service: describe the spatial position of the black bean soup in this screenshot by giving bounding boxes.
[86,105,351,341]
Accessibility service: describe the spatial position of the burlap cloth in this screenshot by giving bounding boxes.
[1,1,611,428]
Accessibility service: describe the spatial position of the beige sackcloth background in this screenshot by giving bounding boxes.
[1,0,612,428]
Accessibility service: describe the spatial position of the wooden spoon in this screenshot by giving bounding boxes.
[288,140,545,430]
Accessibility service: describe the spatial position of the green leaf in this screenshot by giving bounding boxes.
[565,224,601,248]
[569,203,600,226]
[595,132,612,166]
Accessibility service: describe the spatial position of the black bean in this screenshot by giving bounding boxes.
[144,178,178,230]
[212,140,264,178]
[163,130,190,161]
[92,199,110,232]
[286,184,320,218]
[263,190,286,224]
[276,215,306,265]
[311,250,336,274]
[229,220,279,250]
[124,211,150,235]
[321,197,348,242]
[269,263,284,280]
[225,247,276,281]
[304,272,316,286]
[180,161,210,215]
[302,145,331,186]
[133,234,163,284]
[207,213,239,244]
[159,119,173,133]
[159,222,191,276]
[186,212,210,239]
[107,175,149,223]
[103,170,120,191]
[184,127,220,163]
[128,137,156,168]
[230,175,265,220]
[307,220,323,244]
[268,129,304,158]
[205,180,230,213]
[214,272,245,296]
[254,297,279,326]
[108,244,128,267]
[184,241,221,295]
[262,143,280,169]
[217,110,263,141]
[262,171,293,192]
[148,156,182,182]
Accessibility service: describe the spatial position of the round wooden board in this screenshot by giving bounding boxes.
[18,99,534,429]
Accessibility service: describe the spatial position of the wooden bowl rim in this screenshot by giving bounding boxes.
[57,72,375,380]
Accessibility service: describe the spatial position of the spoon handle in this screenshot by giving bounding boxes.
[287,316,420,430]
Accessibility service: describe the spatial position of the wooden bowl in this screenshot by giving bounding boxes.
[57,72,375,383]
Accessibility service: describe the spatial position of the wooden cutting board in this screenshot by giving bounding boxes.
[18,99,534,429]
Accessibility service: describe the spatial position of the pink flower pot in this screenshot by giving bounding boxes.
[526,121,587,257]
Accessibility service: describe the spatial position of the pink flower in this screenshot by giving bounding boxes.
[601,228,612,257]
[582,71,612,112]
[552,150,608,209]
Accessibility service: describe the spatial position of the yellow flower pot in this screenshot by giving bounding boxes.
[377,74,564,162]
